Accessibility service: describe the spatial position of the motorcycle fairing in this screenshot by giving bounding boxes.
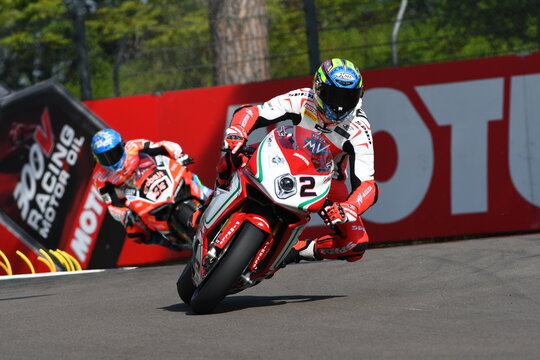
[189,125,335,296]
[213,212,271,251]
[246,128,333,212]
[199,171,245,231]
[124,155,189,233]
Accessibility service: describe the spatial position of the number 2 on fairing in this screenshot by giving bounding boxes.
[299,176,316,196]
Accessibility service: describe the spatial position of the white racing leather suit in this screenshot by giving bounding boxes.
[223,88,379,262]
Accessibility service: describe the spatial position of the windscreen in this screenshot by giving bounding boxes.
[274,125,333,173]
[131,153,158,183]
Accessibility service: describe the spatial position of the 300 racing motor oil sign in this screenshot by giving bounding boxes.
[0,81,128,270]
[13,109,85,239]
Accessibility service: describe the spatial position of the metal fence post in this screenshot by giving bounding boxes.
[304,0,320,74]
[392,0,408,67]
[69,0,92,100]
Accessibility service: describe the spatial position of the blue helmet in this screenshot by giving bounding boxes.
[313,58,364,124]
[91,129,126,172]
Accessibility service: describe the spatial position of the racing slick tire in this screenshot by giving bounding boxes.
[190,222,266,314]
[177,261,196,305]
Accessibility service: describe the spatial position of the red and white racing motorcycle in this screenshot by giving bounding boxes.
[124,153,209,251]
[177,125,334,314]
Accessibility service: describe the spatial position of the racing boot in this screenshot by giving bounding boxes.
[281,239,322,266]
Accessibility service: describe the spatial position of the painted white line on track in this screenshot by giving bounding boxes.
[0,267,138,281]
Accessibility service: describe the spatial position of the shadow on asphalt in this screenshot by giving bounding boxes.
[159,294,345,315]
[0,294,55,302]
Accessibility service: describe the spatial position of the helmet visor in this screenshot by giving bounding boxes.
[319,83,361,116]
[94,142,125,167]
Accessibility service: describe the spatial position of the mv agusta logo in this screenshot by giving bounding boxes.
[302,134,330,155]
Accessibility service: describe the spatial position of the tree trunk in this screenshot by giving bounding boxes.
[209,0,271,85]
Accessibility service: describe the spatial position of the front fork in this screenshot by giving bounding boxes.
[197,212,272,283]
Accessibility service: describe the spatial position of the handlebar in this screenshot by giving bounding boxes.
[221,145,256,158]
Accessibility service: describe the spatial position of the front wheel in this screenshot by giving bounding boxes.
[190,222,267,314]
[177,261,196,305]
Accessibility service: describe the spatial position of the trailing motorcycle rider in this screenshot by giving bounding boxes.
[91,128,212,250]
[218,58,379,263]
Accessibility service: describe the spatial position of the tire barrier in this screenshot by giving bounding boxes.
[0,249,82,276]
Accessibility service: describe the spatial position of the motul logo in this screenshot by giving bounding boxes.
[70,187,105,264]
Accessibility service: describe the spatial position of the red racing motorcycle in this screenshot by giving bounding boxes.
[177,125,334,314]
[124,153,210,251]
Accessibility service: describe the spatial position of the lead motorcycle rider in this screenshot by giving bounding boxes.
[218,58,379,264]
[91,128,212,250]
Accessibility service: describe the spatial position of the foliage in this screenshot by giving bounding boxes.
[399,0,540,65]
[316,0,400,70]
[0,0,539,99]
[0,0,73,87]
[87,0,212,97]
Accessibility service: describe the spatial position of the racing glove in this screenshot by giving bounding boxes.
[323,201,359,225]
[166,145,190,165]
[175,153,193,166]
[143,140,192,165]
[223,125,248,154]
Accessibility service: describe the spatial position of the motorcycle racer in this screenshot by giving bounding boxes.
[91,128,212,250]
[219,58,379,263]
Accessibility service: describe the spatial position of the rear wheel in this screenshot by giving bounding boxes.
[190,222,267,314]
[176,261,196,305]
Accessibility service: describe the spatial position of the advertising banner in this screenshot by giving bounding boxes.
[360,52,540,242]
[0,81,128,273]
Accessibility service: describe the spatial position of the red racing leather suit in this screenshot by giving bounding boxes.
[224,88,379,262]
[92,139,187,246]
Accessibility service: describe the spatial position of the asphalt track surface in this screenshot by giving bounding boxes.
[1,233,539,360]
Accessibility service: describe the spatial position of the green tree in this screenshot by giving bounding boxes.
[0,0,74,87]
[88,0,212,98]
[1,0,538,99]
[0,0,212,98]
[401,0,540,64]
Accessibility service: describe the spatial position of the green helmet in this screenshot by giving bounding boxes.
[313,58,364,124]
